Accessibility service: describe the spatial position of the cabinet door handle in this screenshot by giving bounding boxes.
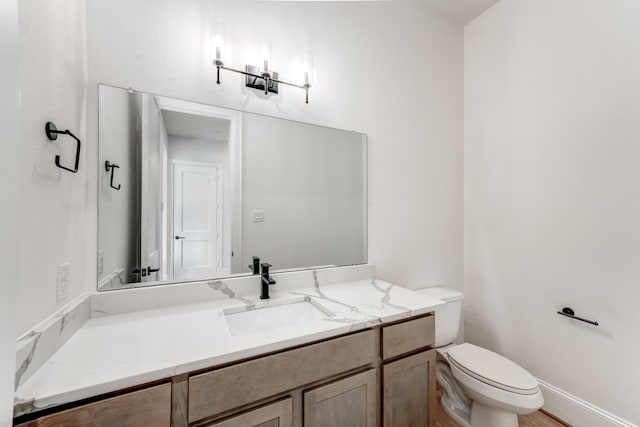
[175,236,186,240]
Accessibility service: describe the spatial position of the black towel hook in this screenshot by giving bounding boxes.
[105,161,121,190]
[45,122,81,173]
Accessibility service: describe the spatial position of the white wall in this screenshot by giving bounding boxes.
[86,0,464,292]
[16,0,88,336]
[0,0,20,422]
[242,112,365,271]
[465,0,640,423]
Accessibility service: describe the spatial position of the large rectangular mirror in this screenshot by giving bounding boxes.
[98,85,367,290]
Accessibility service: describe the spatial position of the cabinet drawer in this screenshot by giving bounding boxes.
[15,383,171,427]
[188,330,376,423]
[381,315,434,360]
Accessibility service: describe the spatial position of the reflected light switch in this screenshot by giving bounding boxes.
[253,210,265,222]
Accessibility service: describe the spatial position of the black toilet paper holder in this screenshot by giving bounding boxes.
[557,307,599,326]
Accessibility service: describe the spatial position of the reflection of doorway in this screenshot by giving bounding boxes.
[172,161,222,280]
[157,97,241,279]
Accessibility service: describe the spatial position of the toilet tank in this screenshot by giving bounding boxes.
[417,287,463,347]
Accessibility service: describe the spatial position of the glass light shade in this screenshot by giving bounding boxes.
[259,37,272,70]
[210,23,225,63]
[302,50,313,86]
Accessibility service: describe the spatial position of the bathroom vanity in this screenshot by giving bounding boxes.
[14,267,444,427]
[17,316,435,427]
[13,86,444,426]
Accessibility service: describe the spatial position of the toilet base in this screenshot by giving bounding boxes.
[471,402,518,427]
[436,361,472,426]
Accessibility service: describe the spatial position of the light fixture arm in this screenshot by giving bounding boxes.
[214,60,311,104]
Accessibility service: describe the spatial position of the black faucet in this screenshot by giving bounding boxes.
[260,263,276,299]
[248,256,260,275]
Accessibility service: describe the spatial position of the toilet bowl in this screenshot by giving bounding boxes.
[418,287,543,427]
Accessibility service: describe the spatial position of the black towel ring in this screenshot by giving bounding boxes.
[45,122,81,173]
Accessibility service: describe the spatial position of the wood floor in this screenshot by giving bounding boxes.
[435,388,570,427]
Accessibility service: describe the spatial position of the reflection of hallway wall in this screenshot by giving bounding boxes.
[168,137,228,164]
[241,113,366,272]
[167,136,230,276]
[98,87,140,288]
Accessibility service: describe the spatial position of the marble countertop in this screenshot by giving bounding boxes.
[14,277,444,417]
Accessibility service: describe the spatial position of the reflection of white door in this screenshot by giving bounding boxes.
[172,162,221,280]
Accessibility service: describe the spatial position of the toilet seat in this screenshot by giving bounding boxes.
[447,343,539,395]
[446,343,543,415]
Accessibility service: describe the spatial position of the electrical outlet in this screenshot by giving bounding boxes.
[97,250,104,276]
[57,263,70,302]
[253,210,265,223]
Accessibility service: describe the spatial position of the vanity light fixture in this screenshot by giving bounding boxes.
[212,32,312,104]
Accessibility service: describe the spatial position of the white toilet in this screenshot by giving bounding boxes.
[418,287,544,427]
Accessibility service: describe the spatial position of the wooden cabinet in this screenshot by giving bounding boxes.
[204,398,292,427]
[380,314,437,426]
[17,314,437,427]
[303,369,377,427]
[382,350,436,427]
[15,384,171,427]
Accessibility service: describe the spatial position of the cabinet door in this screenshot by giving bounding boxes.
[304,369,377,427]
[206,398,292,427]
[383,350,436,427]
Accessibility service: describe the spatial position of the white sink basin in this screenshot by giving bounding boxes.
[224,299,332,336]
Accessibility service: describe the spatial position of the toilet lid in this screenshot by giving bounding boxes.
[447,343,539,395]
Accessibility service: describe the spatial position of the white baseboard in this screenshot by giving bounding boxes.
[538,380,636,427]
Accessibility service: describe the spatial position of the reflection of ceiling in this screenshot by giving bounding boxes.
[422,0,501,24]
[161,109,230,141]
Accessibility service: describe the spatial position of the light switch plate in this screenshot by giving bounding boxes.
[253,210,265,222]
[57,263,70,302]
